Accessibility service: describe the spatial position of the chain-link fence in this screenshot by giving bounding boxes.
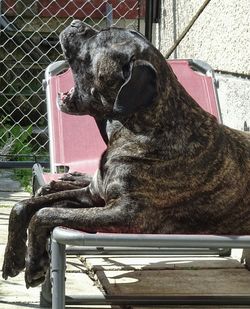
[0,0,145,166]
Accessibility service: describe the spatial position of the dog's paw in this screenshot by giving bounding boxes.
[2,245,26,280]
[59,172,92,186]
[25,253,50,288]
[35,181,57,196]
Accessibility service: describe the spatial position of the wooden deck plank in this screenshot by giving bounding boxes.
[97,269,250,296]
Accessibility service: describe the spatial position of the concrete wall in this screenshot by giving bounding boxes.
[156,0,250,131]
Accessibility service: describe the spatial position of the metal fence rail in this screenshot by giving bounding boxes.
[0,0,145,167]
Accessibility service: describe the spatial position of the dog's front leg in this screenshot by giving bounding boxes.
[2,187,100,281]
[25,203,135,288]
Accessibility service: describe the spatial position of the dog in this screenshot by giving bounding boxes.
[2,20,250,288]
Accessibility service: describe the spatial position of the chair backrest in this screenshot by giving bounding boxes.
[168,59,221,122]
[44,59,221,175]
[45,61,106,174]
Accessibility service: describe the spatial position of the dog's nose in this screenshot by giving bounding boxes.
[68,20,97,40]
[70,20,83,28]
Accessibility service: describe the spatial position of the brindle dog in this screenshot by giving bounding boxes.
[2,20,250,288]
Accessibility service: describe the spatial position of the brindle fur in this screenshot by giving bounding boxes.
[2,20,250,288]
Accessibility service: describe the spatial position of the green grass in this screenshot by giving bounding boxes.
[13,168,33,193]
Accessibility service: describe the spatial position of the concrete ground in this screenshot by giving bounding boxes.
[0,169,250,308]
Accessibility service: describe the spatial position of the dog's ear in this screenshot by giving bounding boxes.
[113,60,158,115]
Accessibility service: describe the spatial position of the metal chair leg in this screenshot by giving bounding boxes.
[51,239,66,309]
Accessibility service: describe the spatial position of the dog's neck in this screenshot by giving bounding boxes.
[106,79,222,160]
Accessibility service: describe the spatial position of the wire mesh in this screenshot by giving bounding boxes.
[0,0,145,165]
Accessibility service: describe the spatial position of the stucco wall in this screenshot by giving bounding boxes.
[156,0,250,130]
[157,0,250,74]
[215,74,250,130]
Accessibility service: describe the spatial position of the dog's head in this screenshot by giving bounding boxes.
[59,20,169,119]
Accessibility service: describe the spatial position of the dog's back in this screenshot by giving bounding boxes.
[101,77,250,235]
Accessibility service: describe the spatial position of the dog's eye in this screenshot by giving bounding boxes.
[82,53,91,65]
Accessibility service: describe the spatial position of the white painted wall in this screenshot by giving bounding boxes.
[156,0,250,130]
[216,74,250,130]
